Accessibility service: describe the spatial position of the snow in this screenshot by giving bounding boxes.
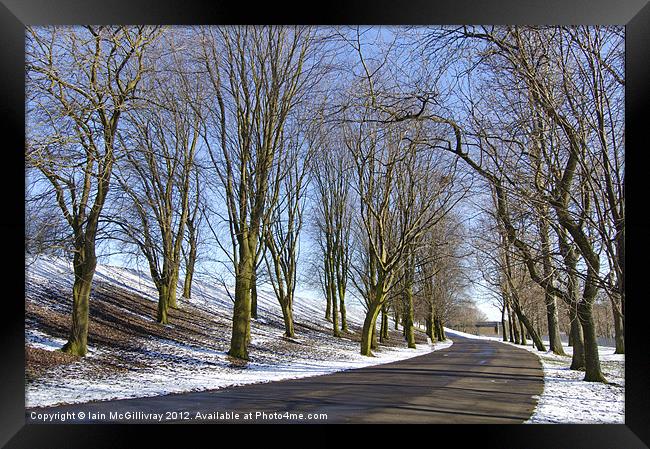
[26,328,107,358]
[444,328,625,424]
[525,346,624,424]
[25,256,453,408]
[26,329,68,352]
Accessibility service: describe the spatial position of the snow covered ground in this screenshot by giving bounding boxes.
[444,328,625,424]
[25,256,452,408]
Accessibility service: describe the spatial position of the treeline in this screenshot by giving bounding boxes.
[25,26,623,384]
[453,26,624,383]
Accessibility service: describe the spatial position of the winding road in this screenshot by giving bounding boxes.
[26,333,544,424]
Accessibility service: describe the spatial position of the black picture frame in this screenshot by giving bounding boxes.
[2,1,649,447]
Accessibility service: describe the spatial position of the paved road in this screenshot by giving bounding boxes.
[26,335,544,424]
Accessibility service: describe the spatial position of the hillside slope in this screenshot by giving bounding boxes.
[25,257,451,408]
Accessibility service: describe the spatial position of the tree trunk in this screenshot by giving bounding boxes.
[569,305,585,370]
[339,289,348,333]
[371,320,378,350]
[405,284,416,349]
[182,223,197,300]
[577,300,607,382]
[508,320,514,343]
[545,293,565,355]
[611,299,624,354]
[62,252,96,356]
[427,303,434,342]
[511,309,520,344]
[394,310,399,330]
[437,319,446,341]
[167,268,179,309]
[432,319,438,341]
[501,304,508,342]
[182,257,195,300]
[538,215,565,354]
[380,305,389,342]
[360,301,382,356]
[506,302,515,343]
[280,298,294,338]
[229,242,253,360]
[251,269,258,320]
[383,310,389,340]
[331,275,340,338]
[325,280,332,322]
[157,283,170,325]
[519,319,528,346]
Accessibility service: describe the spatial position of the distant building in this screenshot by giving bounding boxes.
[474,321,502,337]
[447,321,505,337]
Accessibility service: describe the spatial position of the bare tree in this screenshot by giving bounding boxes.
[112,31,201,324]
[26,25,160,356]
[311,126,354,336]
[346,115,464,355]
[181,166,204,300]
[199,26,318,360]
[414,25,623,382]
[263,120,312,338]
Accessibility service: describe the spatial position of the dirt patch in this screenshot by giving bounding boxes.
[25,346,79,381]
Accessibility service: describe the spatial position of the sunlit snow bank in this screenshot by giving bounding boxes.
[444,328,624,424]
